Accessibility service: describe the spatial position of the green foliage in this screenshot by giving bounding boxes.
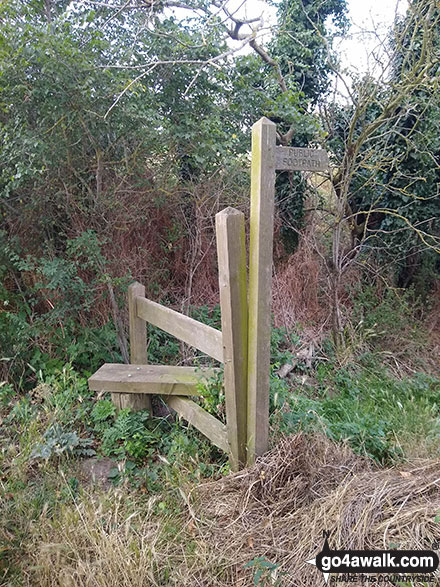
[0,0,244,214]
[30,423,95,460]
[196,324,301,423]
[269,327,301,412]
[33,365,94,428]
[147,325,181,366]
[263,0,347,250]
[197,368,225,420]
[326,1,440,284]
[271,0,348,107]
[1,358,227,501]
[91,399,116,433]
[345,284,433,368]
[244,556,285,586]
[0,382,15,406]
[271,326,300,367]
[0,0,250,389]
[100,409,159,462]
[7,397,37,425]
[273,364,440,464]
[106,460,163,490]
[1,318,440,583]
[352,285,419,334]
[189,304,222,330]
[0,229,124,387]
[0,0,352,393]
[90,402,228,487]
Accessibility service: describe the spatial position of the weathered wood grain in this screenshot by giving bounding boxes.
[112,282,151,412]
[136,296,223,362]
[275,146,329,172]
[165,396,229,453]
[216,207,248,470]
[89,363,220,396]
[247,117,276,464]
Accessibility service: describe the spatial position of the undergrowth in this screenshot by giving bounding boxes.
[273,364,440,463]
[1,316,440,584]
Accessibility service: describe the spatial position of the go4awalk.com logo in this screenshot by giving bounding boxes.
[307,531,439,584]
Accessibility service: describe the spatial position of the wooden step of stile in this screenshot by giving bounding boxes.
[88,363,220,396]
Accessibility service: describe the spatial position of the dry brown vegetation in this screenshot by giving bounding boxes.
[19,434,440,586]
[194,435,440,585]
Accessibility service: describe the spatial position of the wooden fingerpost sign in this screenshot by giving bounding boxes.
[275,146,329,172]
[247,118,329,465]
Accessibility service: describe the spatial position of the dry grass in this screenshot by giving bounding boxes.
[272,240,324,331]
[23,490,196,586]
[20,434,440,586]
[192,434,440,585]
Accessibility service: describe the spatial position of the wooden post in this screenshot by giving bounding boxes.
[111,282,152,413]
[247,117,277,465]
[216,207,248,471]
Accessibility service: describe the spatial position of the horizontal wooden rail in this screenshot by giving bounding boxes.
[136,296,224,363]
[89,364,220,396]
[165,396,229,453]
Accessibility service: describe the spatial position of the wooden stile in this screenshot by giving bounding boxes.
[136,297,223,363]
[247,117,277,465]
[216,207,248,470]
[88,117,315,470]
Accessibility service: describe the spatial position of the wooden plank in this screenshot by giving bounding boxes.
[112,282,151,412]
[275,146,329,172]
[89,364,220,395]
[136,296,223,363]
[216,207,248,471]
[247,117,277,465]
[165,396,229,454]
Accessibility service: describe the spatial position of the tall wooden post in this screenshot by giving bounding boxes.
[112,281,152,413]
[216,207,248,471]
[247,117,277,465]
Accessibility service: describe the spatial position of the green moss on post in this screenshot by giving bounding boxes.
[247,117,277,465]
[216,207,248,471]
